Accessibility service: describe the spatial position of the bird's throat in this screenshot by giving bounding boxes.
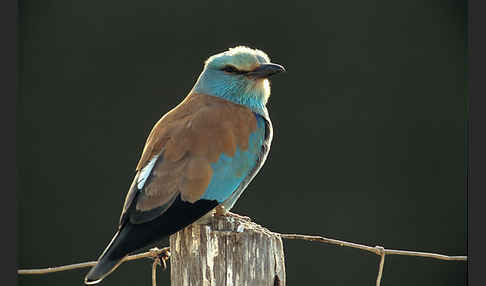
[191,70,269,115]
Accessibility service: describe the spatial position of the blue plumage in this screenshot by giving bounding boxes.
[84,46,284,285]
[201,114,266,204]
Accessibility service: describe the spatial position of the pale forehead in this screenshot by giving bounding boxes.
[205,46,270,70]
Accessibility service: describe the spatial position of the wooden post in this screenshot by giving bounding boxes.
[169,212,286,286]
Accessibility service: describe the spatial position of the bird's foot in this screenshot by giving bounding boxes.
[214,205,228,216]
[213,206,251,221]
[149,247,171,270]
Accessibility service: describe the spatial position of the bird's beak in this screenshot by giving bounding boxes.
[246,63,286,79]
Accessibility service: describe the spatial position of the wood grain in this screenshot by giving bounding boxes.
[170,212,286,286]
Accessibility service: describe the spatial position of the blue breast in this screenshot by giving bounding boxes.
[200,114,266,203]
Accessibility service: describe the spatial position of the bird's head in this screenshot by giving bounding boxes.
[192,46,285,113]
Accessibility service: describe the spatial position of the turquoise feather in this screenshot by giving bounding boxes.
[201,114,266,208]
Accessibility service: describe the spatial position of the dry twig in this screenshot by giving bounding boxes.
[375,246,386,286]
[278,233,467,286]
[152,258,159,286]
[277,233,467,261]
[17,247,170,275]
[18,232,467,286]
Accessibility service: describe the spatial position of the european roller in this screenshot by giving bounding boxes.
[84,46,285,284]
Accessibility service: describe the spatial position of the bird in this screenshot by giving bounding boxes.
[84,46,285,284]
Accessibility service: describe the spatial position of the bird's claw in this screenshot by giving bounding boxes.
[214,205,228,216]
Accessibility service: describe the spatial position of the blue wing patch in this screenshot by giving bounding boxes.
[124,114,267,224]
[137,154,159,189]
[200,115,266,203]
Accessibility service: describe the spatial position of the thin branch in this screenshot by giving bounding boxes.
[17,247,170,275]
[18,261,98,275]
[17,232,466,277]
[278,233,467,261]
[149,247,169,286]
[375,246,385,286]
[384,249,467,261]
[152,258,159,286]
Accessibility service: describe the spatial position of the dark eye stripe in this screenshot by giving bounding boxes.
[221,65,248,75]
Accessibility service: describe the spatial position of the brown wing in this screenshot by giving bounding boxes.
[119,93,258,225]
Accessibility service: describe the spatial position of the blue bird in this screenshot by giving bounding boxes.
[84,46,285,284]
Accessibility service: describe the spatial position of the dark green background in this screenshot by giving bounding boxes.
[18,0,467,285]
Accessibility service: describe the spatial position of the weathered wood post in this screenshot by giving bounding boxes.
[169,212,286,285]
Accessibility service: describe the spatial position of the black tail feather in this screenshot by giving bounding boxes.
[84,196,219,284]
[84,229,127,285]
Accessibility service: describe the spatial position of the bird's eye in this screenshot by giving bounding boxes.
[221,65,249,75]
[221,65,239,73]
